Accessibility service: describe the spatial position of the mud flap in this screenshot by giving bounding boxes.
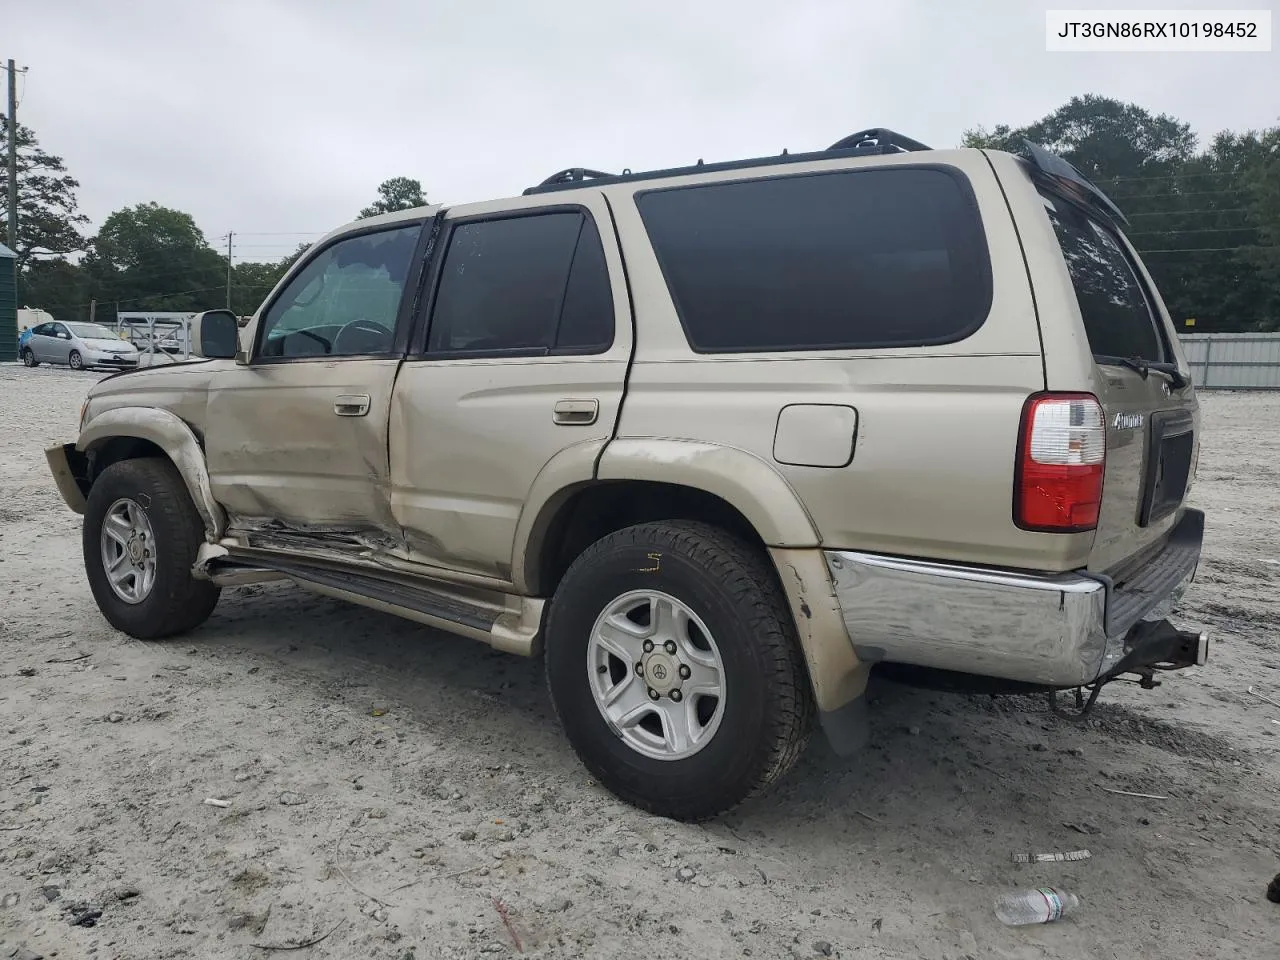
[46,443,89,513]
[819,694,870,757]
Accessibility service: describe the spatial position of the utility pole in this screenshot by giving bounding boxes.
[225,231,233,309]
[89,299,96,324]
[5,59,20,252]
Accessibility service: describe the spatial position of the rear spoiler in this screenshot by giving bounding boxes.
[1018,140,1131,228]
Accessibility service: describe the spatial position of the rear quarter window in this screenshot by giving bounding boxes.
[635,166,992,353]
[1039,191,1167,362]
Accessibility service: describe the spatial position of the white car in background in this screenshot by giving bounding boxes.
[20,321,140,371]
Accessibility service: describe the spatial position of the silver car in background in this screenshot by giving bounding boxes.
[20,321,140,371]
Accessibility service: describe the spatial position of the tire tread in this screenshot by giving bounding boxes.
[83,457,220,640]
[546,520,814,820]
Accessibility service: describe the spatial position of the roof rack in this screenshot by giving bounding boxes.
[535,167,618,188]
[826,128,932,154]
[523,127,934,195]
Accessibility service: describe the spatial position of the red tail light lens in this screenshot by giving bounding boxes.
[1015,393,1105,533]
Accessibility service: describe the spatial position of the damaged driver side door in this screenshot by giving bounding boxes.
[204,220,430,551]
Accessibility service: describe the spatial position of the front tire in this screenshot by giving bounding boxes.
[21,348,39,368]
[68,350,84,370]
[83,458,220,639]
[545,521,813,821]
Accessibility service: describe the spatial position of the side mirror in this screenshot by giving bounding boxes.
[189,310,240,360]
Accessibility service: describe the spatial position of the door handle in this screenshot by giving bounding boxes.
[553,399,599,426]
[333,394,371,417]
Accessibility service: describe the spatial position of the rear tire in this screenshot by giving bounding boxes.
[21,348,39,368]
[83,458,220,639]
[544,521,813,821]
[68,350,84,370]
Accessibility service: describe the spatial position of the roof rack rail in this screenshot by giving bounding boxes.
[522,128,934,195]
[535,168,617,188]
[826,128,932,154]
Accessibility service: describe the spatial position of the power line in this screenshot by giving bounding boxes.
[231,243,312,250]
[1127,226,1262,236]
[13,63,26,109]
[1110,188,1251,200]
[1126,207,1253,218]
[37,280,282,314]
[82,264,230,286]
[1138,245,1279,253]
[115,284,226,305]
[1096,170,1244,183]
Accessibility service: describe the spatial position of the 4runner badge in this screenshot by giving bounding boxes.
[1113,412,1145,430]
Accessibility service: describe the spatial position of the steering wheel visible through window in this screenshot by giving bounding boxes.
[254,224,422,360]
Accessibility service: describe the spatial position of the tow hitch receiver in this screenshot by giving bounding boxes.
[1104,618,1209,687]
[1050,619,1208,719]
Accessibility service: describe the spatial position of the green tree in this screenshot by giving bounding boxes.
[279,241,312,271]
[965,96,1278,331]
[228,243,313,316]
[230,259,283,316]
[0,115,89,268]
[84,203,226,322]
[1240,127,1280,321]
[359,177,427,219]
[18,256,89,320]
[229,260,275,316]
[963,94,1197,177]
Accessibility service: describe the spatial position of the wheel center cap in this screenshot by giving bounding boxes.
[643,651,680,695]
[128,539,145,564]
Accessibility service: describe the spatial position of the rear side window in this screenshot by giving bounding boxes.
[427,211,614,355]
[636,167,992,352]
[1040,192,1166,362]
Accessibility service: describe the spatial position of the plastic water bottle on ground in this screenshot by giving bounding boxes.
[994,888,1079,925]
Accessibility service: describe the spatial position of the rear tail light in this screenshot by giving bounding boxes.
[1015,393,1105,533]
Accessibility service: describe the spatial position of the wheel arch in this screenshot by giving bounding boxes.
[76,407,226,541]
[520,441,868,727]
[517,438,822,596]
[523,479,769,598]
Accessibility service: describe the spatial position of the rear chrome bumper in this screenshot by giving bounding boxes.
[824,509,1204,688]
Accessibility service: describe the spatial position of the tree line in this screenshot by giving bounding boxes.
[963,95,1279,333]
[3,95,1278,331]
[1,115,427,324]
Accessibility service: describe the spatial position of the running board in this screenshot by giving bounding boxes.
[208,556,545,657]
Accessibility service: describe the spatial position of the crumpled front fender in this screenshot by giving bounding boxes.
[74,406,226,541]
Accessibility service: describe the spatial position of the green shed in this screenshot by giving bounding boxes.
[0,242,15,362]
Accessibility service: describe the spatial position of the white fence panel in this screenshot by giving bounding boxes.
[1177,333,1280,390]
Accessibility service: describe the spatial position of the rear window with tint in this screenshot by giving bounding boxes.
[635,167,992,352]
[1040,192,1166,362]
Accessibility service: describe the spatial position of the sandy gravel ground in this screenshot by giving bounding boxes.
[2,365,1278,960]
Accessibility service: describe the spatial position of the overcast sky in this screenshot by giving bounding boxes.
[10,0,1278,264]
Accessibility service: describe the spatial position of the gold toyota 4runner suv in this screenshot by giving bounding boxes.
[47,129,1207,821]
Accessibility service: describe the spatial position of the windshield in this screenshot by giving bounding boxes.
[68,323,121,340]
[1040,190,1167,363]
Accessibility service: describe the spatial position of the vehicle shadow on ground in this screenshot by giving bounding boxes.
[186,580,1203,849]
